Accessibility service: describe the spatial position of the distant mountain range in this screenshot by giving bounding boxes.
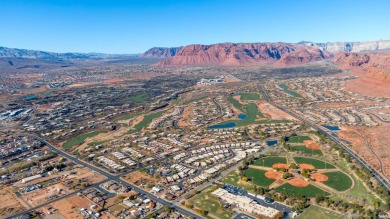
[140,47,183,58]
[300,40,390,53]
[140,40,390,66]
[0,46,138,60]
[156,43,332,66]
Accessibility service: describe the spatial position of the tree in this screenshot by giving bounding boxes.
[241,176,248,182]
[289,163,298,169]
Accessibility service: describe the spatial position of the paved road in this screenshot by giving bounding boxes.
[258,83,390,192]
[16,135,204,219]
[368,113,390,123]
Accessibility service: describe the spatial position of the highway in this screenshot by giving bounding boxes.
[258,83,390,192]
[22,135,204,219]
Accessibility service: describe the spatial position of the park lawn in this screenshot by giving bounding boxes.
[63,130,107,150]
[253,156,287,167]
[221,170,256,193]
[297,205,343,219]
[239,92,260,100]
[88,140,110,147]
[188,186,232,219]
[293,157,335,169]
[127,111,165,134]
[322,171,353,191]
[171,97,184,105]
[244,168,275,187]
[228,96,245,112]
[278,84,303,98]
[113,112,142,122]
[286,136,311,143]
[184,96,208,105]
[130,93,149,103]
[293,145,323,156]
[275,183,330,197]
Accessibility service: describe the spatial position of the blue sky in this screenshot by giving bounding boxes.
[1,0,389,54]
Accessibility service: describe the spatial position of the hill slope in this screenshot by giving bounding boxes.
[158,43,332,66]
[140,47,183,58]
[334,51,390,82]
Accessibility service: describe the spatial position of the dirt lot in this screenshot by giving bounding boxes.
[122,170,160,185]
[67,167,107,184]
[23,183,70,206]
[178,106,190,127]
[0,187,28,218]
[41,195,99,219]
[258,101,297,121]
[339,125,390,178]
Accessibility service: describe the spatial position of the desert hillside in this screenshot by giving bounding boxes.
[158,43,332,66]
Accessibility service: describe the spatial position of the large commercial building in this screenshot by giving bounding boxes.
[212,188,282,219]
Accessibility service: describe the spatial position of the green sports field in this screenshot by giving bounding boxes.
[286,136,311,143]
[253,156,287,167]
[278,84,303,98]
[244,168,276,187]
[297,205,343,219]
[188,186,232,219]
[293,145,323,156]
[239,92,261,100]
[293,157,335,169]
[322,171,353,191]
[275,183,330,197]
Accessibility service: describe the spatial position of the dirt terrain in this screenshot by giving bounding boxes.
[303,140,320,150]
[67,167,107,184]
[23,183,70,206]
[345,76,390,97]
[339,125,390,178]
[299,164,315,170]
[258,101,297,121]
[122,170,160,185]
[287,178,309,187]
[44,195,97,219]
[311,173,329,182]
[0,187,28,218]
[272,163,289,169]
[178,106,190,127]
[265,171,282,180]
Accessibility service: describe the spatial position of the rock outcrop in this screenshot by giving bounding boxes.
[334,52,390,82]
[300,40,390,53]
[158,43,331,66]
[278,48,333,65]
[140,47,183,58]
